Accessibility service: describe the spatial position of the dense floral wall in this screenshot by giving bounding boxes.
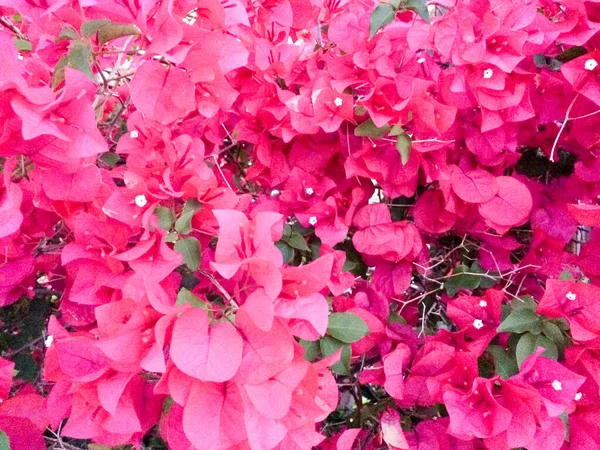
[0,0,600,449]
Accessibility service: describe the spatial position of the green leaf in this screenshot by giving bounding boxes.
[176,287,203,308]
[497,308,542,334]
[486,345,519,379]
[391,0,401,7]
[275,241,294,264]
[516,333,558,368]
[389,124,404,136]
[319,336,351,375]
[556,46,587,63]
[13,38,31,52]
[98,23,140,46]
[542,321,565,345]
[444,264,480,297]
[510,296,538,311]
[176,288,212,317]
[175,237,201,272]
[404,0,431,23]
[67,41,95,81]
[354,118,391,138]
[57,27,79,41]
[154,207,174,231]
[559,270,574,281]
[0,431,10,450]
[369,3,395,39]
[395,133,412,165]
[299,339,319,362]
[327,312,369,343]
[98,152,120,168]
[175,199,202,234]
[287,231,310,251]
[80,19,111,37]
[52,56,69,90]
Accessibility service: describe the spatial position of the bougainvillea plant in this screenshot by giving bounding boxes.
[0,0,600,449]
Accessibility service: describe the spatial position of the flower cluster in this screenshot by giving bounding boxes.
[0,0,599,449]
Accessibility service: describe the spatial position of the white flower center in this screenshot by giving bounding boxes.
[417,57,426,64]
[309,216,318,226]
[483,68,494,79]
[130,130,139,138]
[44,335,54,347]
[305,187,314,195]
[552,380,563,391]
[135,194,148,207]
[479,300,487,307]
[566,291,577,301]
[584,59,598,71]
[333,97,343,107]
[473,319,484,330]
[575,392,583,401]
[270,189,280,197]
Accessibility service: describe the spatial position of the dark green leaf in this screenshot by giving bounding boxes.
[0,431,10,450]
[369,3,395,39]
[327,312,369,343]
[497,308,542,334]
[404,0,430,23]
[174,237,201,272]
[556,46,587,63]
[13,38,31,52]
[154,207,174,231]
[98,23,140,46]
[354,118,391,138]
[487,345,519,379]
[516,333,558,367]
[395,133,411,165]
[57,27,79,41]
[299,339,319,362]
[175,199,202,234]
[444,264,480,296]
[80,19,111,37]
[287,232,310,251]
[67,41,94,81]
[319,336,351,375]
[275,241,294,264]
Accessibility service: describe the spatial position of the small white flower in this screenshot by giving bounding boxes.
[473,319,484,330]
[130,130,139,138]
[566,291,577,301]
[584,59,598,71]
[135,194,148,207]
[305,187,314,195]
[308,216,318,226]
[417,57,426,64]
[483,68,494,79]
[270,189,281,197]
[575,392,583,401]
[479,300,488,307]
[37,274,49,285]
[333,97,343,107]
[552,380,563,391]
[44,335,54,348]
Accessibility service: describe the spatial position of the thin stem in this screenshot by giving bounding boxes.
[549,94,579,162]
